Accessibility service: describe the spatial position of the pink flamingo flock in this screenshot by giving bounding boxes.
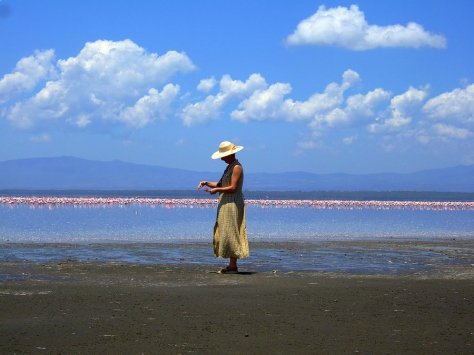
[1,196,473,210]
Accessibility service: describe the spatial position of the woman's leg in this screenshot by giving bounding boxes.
[228,257,238,270]
[218,257,239,273]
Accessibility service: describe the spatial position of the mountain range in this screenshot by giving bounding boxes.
[1,156,473,192]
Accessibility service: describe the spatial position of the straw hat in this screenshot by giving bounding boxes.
[211,141,244,159]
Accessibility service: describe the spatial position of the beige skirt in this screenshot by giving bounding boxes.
[213,196,249,259]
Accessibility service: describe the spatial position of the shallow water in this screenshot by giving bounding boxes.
[1,204,473,243]
[1,203,473,274]
[1,241,473,276]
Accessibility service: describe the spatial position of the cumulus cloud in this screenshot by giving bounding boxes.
[2,39,471,154]
[117,84,180,128]
[29,133,51,143]
[433,123,471,139]
[183,72,473,152]
[231,82,293,122]
[360,84,474,147]
[286,5,446,50]
[368,87,428,133]
[180,73,266,126]
[175,138,186,146]
[197,76,217,92]
[231,69,360,123]
[3,39,195,129]
[297,140,318,151]
[410,85,474,143]
[423,84,474,124]
[342,135,357,145]
[310,87,390,133]
[0,49,56,104]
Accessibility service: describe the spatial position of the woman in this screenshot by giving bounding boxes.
[198,141,249,274]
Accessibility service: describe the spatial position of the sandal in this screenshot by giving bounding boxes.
[218,266,239,274]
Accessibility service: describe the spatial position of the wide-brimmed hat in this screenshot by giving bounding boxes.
[211,141,244,159]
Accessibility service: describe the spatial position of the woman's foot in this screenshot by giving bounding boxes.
[218,266,239,274]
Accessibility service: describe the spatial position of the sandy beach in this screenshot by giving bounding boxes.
[1,258,474,354]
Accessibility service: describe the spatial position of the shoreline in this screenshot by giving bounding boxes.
[1,262,473,353]
[2,239,474,278]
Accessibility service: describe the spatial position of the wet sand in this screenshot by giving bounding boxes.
[1,261,474,354]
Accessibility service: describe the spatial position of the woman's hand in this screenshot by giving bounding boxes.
[207,188,218,195]
[197,181,207,189]
[202,187,218,195]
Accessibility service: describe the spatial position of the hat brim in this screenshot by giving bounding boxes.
[211,146,244,159]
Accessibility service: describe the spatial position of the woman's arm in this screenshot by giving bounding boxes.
[197,181,219,189]
[208,165,242,194]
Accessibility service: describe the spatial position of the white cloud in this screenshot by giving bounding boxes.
[197,76,217,92]
[175,138,185,146]
[232,69,360,122]
[433,123,471,139]
[368,87,428,133]
[74,114,92,128]
[286,5,446,50]
[0,49,56,104]
[180,95,224,126]
[219,74,267,95]
[3,40,471,156]
[29,133,51,143]
[4,39,195,129]
[364,85,474,145]
[118,84,180,128]
[423,84,474,124]
[342,135,357,145]
[180,73,266,126]
[311,87,390,132]
[345,88,391,117]
[231,82,292,122]
[57,40,193,95]
[297,140,318,151]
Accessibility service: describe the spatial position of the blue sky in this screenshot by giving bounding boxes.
[1,0,473,174]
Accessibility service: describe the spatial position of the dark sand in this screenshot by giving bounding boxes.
[1,260,474,354]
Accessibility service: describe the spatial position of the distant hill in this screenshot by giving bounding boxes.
[248,166,474,192]
[0,156,473,192]
[0,157,214,190]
